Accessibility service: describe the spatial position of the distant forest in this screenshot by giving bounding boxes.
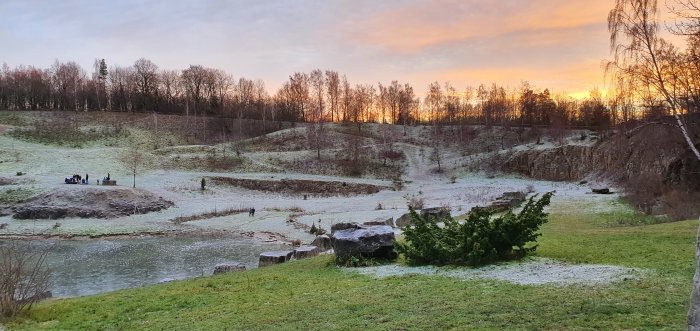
[1,1,699,134]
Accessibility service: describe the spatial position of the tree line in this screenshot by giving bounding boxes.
[2,12,700,133]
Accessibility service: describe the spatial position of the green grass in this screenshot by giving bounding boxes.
[5,199,697,330]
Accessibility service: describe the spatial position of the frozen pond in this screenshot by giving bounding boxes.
[0,235,288,297]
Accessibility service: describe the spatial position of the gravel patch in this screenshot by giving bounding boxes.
[346,257,643,286]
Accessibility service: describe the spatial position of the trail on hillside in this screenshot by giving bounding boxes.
[395,143,438,182]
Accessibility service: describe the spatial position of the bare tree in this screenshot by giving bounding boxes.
[325,70,340,123]
[121,137,146,188]
[0,244,51,318]
[133,58,158,111]
[309,69,325,160]
[607,0,700,159]
[607,1,700,327]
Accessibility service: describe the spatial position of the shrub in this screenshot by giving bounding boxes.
[396,192,554,266]
[0,244,52,318]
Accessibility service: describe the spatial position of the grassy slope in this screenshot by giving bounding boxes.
[5,199,696,330]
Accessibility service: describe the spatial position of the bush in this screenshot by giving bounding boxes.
[0,244,52,319]
[396,192,554,266]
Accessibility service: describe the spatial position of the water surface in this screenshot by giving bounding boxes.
[0,235,287,297]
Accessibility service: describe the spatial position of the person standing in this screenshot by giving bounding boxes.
[86,173,89,184]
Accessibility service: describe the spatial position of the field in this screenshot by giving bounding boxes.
[5,200,695,330]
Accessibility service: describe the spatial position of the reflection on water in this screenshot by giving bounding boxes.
[0,235,287,297]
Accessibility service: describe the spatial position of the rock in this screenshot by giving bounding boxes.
[395,213,412,229]
[213,262,246,274]
[159,277,175,283]
[0,223,7,229]
[258,251,294,267]
[500,191,527,203]
[363,217,394,227]
[333,225,397,260]
[487,200,513,212]
[293,246,320,260]
[579,180,588,185]
[311,234,333,251]
[420,207,450,219]
[592,188,611,194]
[331,222,361,234]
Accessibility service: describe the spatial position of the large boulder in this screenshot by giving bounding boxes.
[311,234,333,251]
[259,251,294,267]
[293,246,320,260]
[213,262,246,274]
[333,225,396,260]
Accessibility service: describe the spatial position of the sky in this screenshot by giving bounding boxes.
[0,0,619,98]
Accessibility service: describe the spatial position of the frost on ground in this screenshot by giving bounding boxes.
[346,258,643,286]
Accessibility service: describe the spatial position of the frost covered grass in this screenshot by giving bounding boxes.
[6,202,696,330]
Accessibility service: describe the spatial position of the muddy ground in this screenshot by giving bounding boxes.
[5,186,173,219]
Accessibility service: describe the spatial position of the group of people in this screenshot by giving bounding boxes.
[64,173,88,184]
[64,173,110,185]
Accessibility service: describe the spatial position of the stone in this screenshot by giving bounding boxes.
[293,245,320,260]
[331,222,361,234]
[363,217,394,227]
[258,251,294,267]
[159,277,175,283]
[395,213,412,229]
[213,262,246,274]
[420,207,450,219]
[311,234,333,251]
[333,225,397,260]
[500,191,527,203]
[592,188,611,194]
[488,200,513,212]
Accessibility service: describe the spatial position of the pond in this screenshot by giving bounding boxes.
[0,235,288,297]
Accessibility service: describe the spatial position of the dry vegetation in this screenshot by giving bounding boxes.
[208,176,388,197]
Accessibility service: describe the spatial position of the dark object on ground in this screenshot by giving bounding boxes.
[213,263,246,274]
[102,180,117,186]
[293,246,320,260]
[332,225,397,261]
[579,180,588,185]
[311,234,333,251]
[0,223,7,229]
[592,188,611,194]
[259,251,294,267]
[248,208,255,216]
